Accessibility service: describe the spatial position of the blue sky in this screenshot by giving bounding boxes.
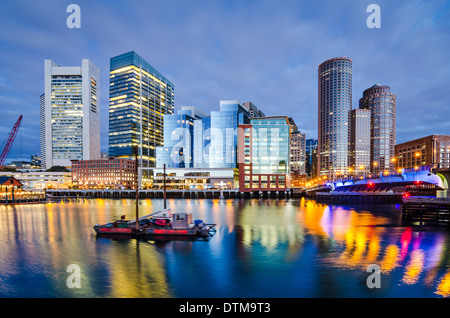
[0,0,449,162]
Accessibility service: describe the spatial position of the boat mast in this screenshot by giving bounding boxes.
[163,163,167,209]
[135,145,139,231]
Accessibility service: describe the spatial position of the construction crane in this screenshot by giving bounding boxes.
[0,115,23,168]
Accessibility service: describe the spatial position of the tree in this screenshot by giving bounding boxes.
[46,166,70,172]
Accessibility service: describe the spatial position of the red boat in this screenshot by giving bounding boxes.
[94,209,217,240]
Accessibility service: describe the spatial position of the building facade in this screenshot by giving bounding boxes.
[40,93,46,168]
[156,106,207,169]
[71,158,137,189]
[359,84,396,175]
[193,116,211,168]
[43,59,100,168]
[243,101,265,118]
[152,167,235,190]
[305,139,318,178]
[0,171,72,190]
[348,108,371,176]
[290,131,306,176]
[394,135,450,171]
[318,57,353,179]
[238,116,291,192]
[108,51,174,172]
[209,100,251,168]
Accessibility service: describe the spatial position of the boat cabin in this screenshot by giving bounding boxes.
[172,212,193,229]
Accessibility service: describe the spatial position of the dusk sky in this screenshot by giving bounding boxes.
[0,0,449,162]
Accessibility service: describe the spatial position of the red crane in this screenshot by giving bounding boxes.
[0,115,23,168]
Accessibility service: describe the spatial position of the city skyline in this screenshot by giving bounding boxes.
[1,0,449,162]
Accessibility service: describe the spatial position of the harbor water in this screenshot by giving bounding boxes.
[0,198,449,298]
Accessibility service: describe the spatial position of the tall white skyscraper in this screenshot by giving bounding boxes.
[42,59,100,168]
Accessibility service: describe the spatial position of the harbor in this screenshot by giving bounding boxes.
[1,197,450,298]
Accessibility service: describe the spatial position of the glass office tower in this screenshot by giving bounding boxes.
[108,51,174,170]
[359,84,396,175]
[318,57,352,179]
[209,100,250,168]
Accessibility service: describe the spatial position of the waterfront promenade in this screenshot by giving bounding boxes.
[46,189,294,200]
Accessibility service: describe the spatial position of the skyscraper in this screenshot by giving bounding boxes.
[359,84,396,175]
[43,59,100,168]
[348,108,371,176]
[108,51,174,172]
[318,57,352,179]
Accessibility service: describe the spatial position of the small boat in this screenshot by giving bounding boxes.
[94,209,217,240]
[93,161,217,240]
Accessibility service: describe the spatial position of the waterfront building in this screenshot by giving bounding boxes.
[348,108,371,176]
[152,167,235,190]
[209,100,251,168]
[359,84,396,175]
[71,158,137,189]
[43,59,100,169]
[238,116,291,192]
[394,135,450,171]
[0,171,72,190]
[156,106,208,168]
[305,139,318,178]
[108,51,174,173]
[318,57,353,179]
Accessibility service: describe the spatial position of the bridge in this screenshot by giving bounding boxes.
[303,166,450,201]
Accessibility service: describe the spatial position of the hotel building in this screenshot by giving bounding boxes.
[318,57,353,179]
[43,59,100,169]
[108,51,174,174]
[238,116,291,192]
[359,84,396,175]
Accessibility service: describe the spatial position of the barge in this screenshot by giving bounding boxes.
[94,209,217,240]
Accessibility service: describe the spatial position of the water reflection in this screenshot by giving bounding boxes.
[296,199,450,297]
[0,198,449,297]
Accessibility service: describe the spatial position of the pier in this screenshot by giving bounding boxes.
[46,189,293,200]
[402,197,450,227]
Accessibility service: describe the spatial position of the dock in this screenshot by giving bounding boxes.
[402,197,450,227]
